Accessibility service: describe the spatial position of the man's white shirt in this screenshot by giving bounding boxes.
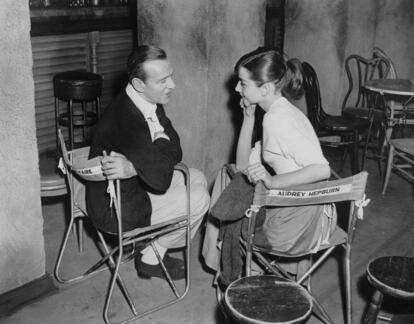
[126,83,169,141]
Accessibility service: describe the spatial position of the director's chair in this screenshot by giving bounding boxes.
[241,171,369,324]
[54,129,191,324]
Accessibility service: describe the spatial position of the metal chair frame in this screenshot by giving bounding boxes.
[54,129,192,324]
[243,171,369,324]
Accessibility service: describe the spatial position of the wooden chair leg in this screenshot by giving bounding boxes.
[375,122,387,176]
[352,129,360,174]
[361,119,374,172]
[382,144,394,196]
[364,289,383,324]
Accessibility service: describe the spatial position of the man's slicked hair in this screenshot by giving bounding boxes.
[127,45,167,83]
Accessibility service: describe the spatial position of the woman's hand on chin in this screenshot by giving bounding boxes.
[240,98,256,118]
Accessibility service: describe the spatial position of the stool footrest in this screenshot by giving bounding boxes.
[58,112,98,127]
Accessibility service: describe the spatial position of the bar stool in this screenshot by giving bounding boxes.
[54,70,102,151]
[364,256,414,323]
[224,275,313,324]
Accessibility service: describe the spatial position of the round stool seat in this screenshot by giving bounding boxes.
[367,256,414,301]
[54,71,102,101]
[53,71,102,150]
[224,275,313,324]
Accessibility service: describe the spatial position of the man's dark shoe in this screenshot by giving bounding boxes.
[135,254,185,280]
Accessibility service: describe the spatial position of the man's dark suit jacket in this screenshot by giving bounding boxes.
[86,90,182,233]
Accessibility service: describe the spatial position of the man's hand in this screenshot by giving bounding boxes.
[101,151,137,180]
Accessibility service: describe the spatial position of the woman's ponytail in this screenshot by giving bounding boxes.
[235,47,304,101]
[282,58,304,100]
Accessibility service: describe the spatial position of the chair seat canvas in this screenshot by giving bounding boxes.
[251,226,347,258]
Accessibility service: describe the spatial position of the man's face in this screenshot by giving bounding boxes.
[140,59,175,105]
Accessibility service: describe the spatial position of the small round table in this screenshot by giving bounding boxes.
[364,256,414,324]
[364,79,414,143]
[224,275,313,324]
[365,79,414,194]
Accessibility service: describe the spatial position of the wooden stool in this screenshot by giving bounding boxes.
[54,71,102,151]
[364,256,414,323]
[224,275,313,324]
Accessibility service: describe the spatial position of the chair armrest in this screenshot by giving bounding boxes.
[174,161,189,175]
[224,164,237,178]
[174,162,190,187]
[173,162,191,218]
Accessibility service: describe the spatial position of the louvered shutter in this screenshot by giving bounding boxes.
[32,33,88,153]
[32,29,134,153]
[96,30,133,109]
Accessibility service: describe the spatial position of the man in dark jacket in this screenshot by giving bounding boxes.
[86,45,210,280]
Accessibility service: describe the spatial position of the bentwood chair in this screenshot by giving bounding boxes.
[341,54,390,172]
[302,62,370,175]
[381,137,414,196]
[242,171,369,324]
[55,129,192,324]
[373,48,397,80]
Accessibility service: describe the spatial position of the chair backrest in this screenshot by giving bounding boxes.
[302,62,325,133]
[252,171,368,208]
[341,54,390,111]
[373,47,397,79]
[58,129,107,216]
[250,171,369,244]
[58,129,105,182]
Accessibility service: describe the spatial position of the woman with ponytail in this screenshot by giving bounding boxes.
[203,47,336,286]
[234,47,335,255]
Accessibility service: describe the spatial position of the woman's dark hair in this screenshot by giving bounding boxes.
[235,47,304,100]
[127,45,167,83]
